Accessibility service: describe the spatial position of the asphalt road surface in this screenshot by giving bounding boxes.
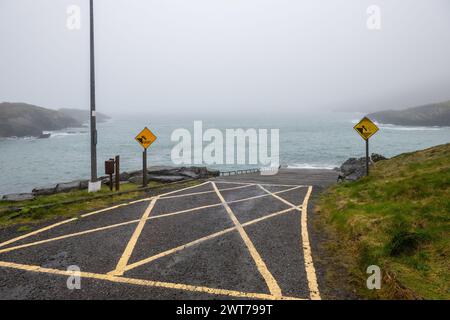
[0,169,338,300]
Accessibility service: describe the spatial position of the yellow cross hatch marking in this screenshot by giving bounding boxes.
[0,180,318,300]
[0,185,302,255]
[212,182,282,298]
[109,196,159,276]
[0,261,305,300]
[123,206,301,273]
[257,184,321,300]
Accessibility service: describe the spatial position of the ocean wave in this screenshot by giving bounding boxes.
[377,125,442,131]
[349,119,443,131]
[287,163,337,170]
[1,136,37,141]
[46,131,88,138]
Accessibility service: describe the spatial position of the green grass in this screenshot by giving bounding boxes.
[315,143,450,299]
[0,180,202,229]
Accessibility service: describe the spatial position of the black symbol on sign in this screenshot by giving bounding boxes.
[137,136,147,144]
[357,125,368,135]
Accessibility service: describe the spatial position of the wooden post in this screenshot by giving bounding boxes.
[109,173,113,191]
[143,149,148,187]
[115,155,120,191]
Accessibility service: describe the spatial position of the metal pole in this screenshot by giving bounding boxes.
[89,0,98,182]
[143,149,148,187]
[366,139,369,176]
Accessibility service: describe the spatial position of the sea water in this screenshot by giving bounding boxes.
[0,112,448,195]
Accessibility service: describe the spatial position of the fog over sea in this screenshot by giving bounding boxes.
[1,112,449,195]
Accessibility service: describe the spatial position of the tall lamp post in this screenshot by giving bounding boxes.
[89,0,98,190]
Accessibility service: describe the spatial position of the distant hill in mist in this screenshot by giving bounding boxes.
[0,102,110,138]
[58,108,110,124]
[367,101,450,127]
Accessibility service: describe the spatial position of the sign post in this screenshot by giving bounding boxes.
[135,127,157,187]
[353,117,379,176]
[143,149,148,187]
[366,139,369,176]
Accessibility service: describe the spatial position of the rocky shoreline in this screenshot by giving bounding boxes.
[337,153,387,182]
[0,155,389,201]
[0,166,220,202]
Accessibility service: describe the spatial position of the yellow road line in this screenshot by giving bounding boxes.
[0,218,78,248]
[155,181,211,197]
[159,183,254,199]
[213,180,306,188]
[300,186,321,300]
[257,184,301,210]
[258,184,321,300]
[108,197,159,276]
[80,200,148,218]
[123,206,300,273]
[82,181,211,218]
[123,227,236,272]
[212,182,282,298]
[0,186,301,255]
[0,260,305,300]
[148,185,301,218]
[0,219,142,254]
[0,202,300,257]
[0,182,210,249]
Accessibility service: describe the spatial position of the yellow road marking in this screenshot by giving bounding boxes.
[0,260,305,300]
[82,181,211,218]
[300,186,321,300]
[109,197,159,276]
[148,185,302,218]
[0,180,317,300]
[213,180,306,188]
[159,183,253,199]
[123,206,300,272]
[154,181,211,198]
[258,184,321,299]
[0,182,210,249]
[212,182,282,298]
[0,218,78,249]
[0,219,142,254]
[124,227,235,272]
[80,201,148,218]
[257,184,301,210]
[0,187,301,255]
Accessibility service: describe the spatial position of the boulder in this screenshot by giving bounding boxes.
[179,170,200,179]
[338,157,369,182]
[121,170,141,180]
[119,171,131,181]
[55,181,82,193]
[148,175,187,183]
[79,180,89,189]
[32,186,56,196]
[128,175,144,185]
[148,166,180,175]
[371,153,388,162]
[337,153,387,182]
[128,174,187,184]
[207,168,220,177]
[1,193,35,202]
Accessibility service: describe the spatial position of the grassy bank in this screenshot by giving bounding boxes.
[315,143,449,299]
[0,180,202,229]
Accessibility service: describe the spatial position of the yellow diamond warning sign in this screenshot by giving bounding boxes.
[135,127,157,149]
[353,117,379,140]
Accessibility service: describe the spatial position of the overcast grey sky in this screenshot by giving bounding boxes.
[1,0,450,115]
